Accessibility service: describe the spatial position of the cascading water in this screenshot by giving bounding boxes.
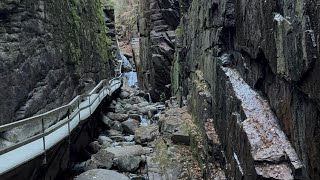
[121,54,138,88]
[146,93,152,103]
[140,114,149,127]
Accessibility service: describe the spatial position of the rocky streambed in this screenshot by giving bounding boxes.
[69,84,226,180]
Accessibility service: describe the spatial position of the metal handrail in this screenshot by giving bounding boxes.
[0,57,124,159]
[0,57,124,134]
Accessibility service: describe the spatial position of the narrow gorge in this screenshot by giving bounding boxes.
[0,0,319,180]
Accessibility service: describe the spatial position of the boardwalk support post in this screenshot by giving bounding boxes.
[41,118,47,165]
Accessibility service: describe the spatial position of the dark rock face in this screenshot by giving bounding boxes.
[138,0,180,101]
[172,0,320,179]
[0,0,114,125]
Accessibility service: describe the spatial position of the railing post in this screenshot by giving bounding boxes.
[78,99,81,122]
[56,109,60,122]
[89,95,92,115]
[41,118,47,165]
[68,120,71,145]
[78,105,81,120]
[98,91,101,102]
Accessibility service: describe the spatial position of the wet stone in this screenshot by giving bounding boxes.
[122,118,140,134]
[117,155,142,172]
[107,112,129,122]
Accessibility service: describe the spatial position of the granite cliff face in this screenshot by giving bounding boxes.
[0,0,114,125]
[138,0,180,101]
[171,0,320,179]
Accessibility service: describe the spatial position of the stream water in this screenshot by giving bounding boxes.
[121,54,138,88]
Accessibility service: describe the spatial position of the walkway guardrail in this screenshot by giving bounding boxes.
[0,58,124,175]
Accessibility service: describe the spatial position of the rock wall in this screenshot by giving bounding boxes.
[138,0,180,101]
[172,0,320,179]
[0,0,114,125]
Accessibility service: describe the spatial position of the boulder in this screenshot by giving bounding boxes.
[87,149,115,170]
[123,103,133,110]
[160,116,189,144]
[135,124,159,144]
[98,135,113,145]
[114,103,126,113]
[75,169,129,180]
[122,119,140,134]
[106,145,145,157]
[125,96,147,105]
[120,91,130,99]
[101,114,113,128]
[87,141,101,154]
[107,130,124,141]
[128,114,141,121]
[138,102,149,107]
[111,121,123,132]
[171,132,190,145]
[107,112,129,122]
[117,155,142,172]
[139,105,158,114]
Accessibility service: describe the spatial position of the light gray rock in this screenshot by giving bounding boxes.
[139,105,158,114]
[120,91,130,99]
[138,101,149,107]
[124,103,133,110]
[98,135,113,145]
[135,124,159,144]
[122,119,140,134]
[86,149,115,170]
[130,104,140,111]
[107,130,124,141]
[106,145,145,157]
[117,155,142,172]
[125,96,147,105]
[75,169,129,180]
[107,112,129,122]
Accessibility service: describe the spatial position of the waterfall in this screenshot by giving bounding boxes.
[147,93,152,103]
[121,54,138,88]
[140,114,149,127]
